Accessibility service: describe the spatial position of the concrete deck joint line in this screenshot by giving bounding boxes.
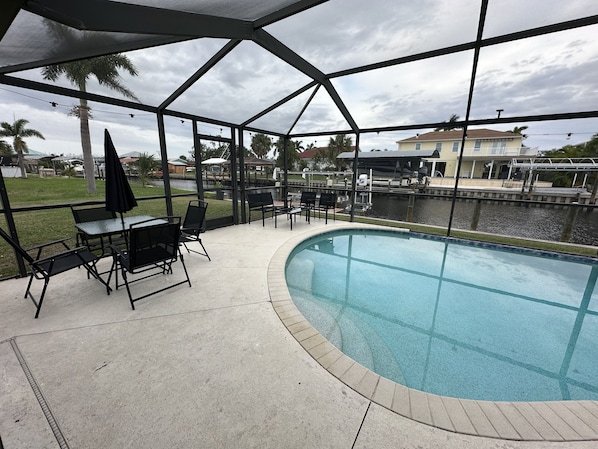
[9,338,70,449]
[268,223,598,443]
[351,401,371,449]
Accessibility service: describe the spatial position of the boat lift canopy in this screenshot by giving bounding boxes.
[511,158,598,171]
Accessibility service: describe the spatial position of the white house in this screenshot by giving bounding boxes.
[397,128,538,180]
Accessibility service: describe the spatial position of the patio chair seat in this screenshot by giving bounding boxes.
[247,192,283,227]
[0,227,110,318]
[299,191,317,221]
[179,200,211,260]
[110,216,191,310]
[316,192,337,223]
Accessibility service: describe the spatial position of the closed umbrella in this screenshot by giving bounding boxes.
[104,129,137,225]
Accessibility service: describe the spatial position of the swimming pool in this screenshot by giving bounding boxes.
[285,228,598,402]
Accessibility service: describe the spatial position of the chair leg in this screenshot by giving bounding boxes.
[198,239,211,261]
[181,239,210,261]
[121,268,135,310]
[33,277,50,319]
[22,272,49,318]
[24,272,35,300]
[179,252,192,287]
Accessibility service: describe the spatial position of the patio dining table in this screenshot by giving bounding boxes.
[74,215,158,239]
[74,215,165,287]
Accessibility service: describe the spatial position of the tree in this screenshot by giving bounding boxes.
[0,139,11,156]
[274,138,303,169]
[0,119,45,178]
[510,125,529,139]
[540,134,598,187]
[327,134,353,170]
[434,114,461,131]
[250,133,272,158]
[134,153,158,187]
[42,54,139,194]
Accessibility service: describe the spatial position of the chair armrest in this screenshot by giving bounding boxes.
[32,246,95,268]
[110,244,127,260]
[27,237,72,260]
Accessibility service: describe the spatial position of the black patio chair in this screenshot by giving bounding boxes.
[110,217,191,310]
[180,200,211,260]
[247,192,282,227]
[0,227,110,318]
[71,205,125,257]
[317,192,337,223]
[299,191,317,221]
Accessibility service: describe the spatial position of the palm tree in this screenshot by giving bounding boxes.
[274,139,304,169]
[42,54,139,194]
[134,153,157,187]
[434,114,461,131]
[510,125,529,139]
[0,139,11,156]
[327,134,353,170]
[250,133,272,158]
[0,119,45,178]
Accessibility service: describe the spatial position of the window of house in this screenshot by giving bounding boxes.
[474,140,482,151]
[452,141,459,152]
[491,139,507,155]
[415,143,421,151]
[435,142,442,152]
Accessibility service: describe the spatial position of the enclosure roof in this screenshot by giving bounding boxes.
[1,0,598,142]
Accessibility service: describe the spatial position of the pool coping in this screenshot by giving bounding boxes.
[267,223,598,442]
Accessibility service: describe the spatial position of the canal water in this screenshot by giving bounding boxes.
[369,195,598,247]
[162,179,598,246]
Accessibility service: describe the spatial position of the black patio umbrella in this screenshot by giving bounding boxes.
[104,129,137,225]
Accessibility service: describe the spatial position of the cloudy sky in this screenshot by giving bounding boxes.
[1,0,597,160]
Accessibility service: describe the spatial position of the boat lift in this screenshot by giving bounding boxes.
[510,157,598,200]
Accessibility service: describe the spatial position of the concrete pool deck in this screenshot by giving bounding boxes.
[1,219,597,448]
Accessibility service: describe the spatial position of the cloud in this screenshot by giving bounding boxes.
[1,0,597,156]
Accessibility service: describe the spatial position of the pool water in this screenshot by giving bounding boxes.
[285,229,598,402]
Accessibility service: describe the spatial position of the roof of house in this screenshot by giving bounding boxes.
[398,128,521,143]
[337,150,440,160]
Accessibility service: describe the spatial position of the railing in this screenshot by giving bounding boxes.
[2,183,597,280]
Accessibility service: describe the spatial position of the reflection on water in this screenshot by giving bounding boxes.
[158,179,598,246]
[369,196,598,246]
[287,230,598,401]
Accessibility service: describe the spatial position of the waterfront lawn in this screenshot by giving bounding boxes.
[1,176,595,278]
[0,176,232,278]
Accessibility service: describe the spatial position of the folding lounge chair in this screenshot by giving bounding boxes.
[180,200,211,260]
[0,227,110,318]
[110,217,191,310]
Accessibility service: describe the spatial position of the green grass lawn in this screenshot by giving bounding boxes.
[0,176,233,278]
[1,176,595,278]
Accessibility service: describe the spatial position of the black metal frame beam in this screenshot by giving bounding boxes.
[329,14,598,79]
[24,0,254,38]
[159,40,241,110]
[254,0,330,28]
[241,81,318,128]
[252,29,358,133]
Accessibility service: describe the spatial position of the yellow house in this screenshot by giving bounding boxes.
[397,128,538,180]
